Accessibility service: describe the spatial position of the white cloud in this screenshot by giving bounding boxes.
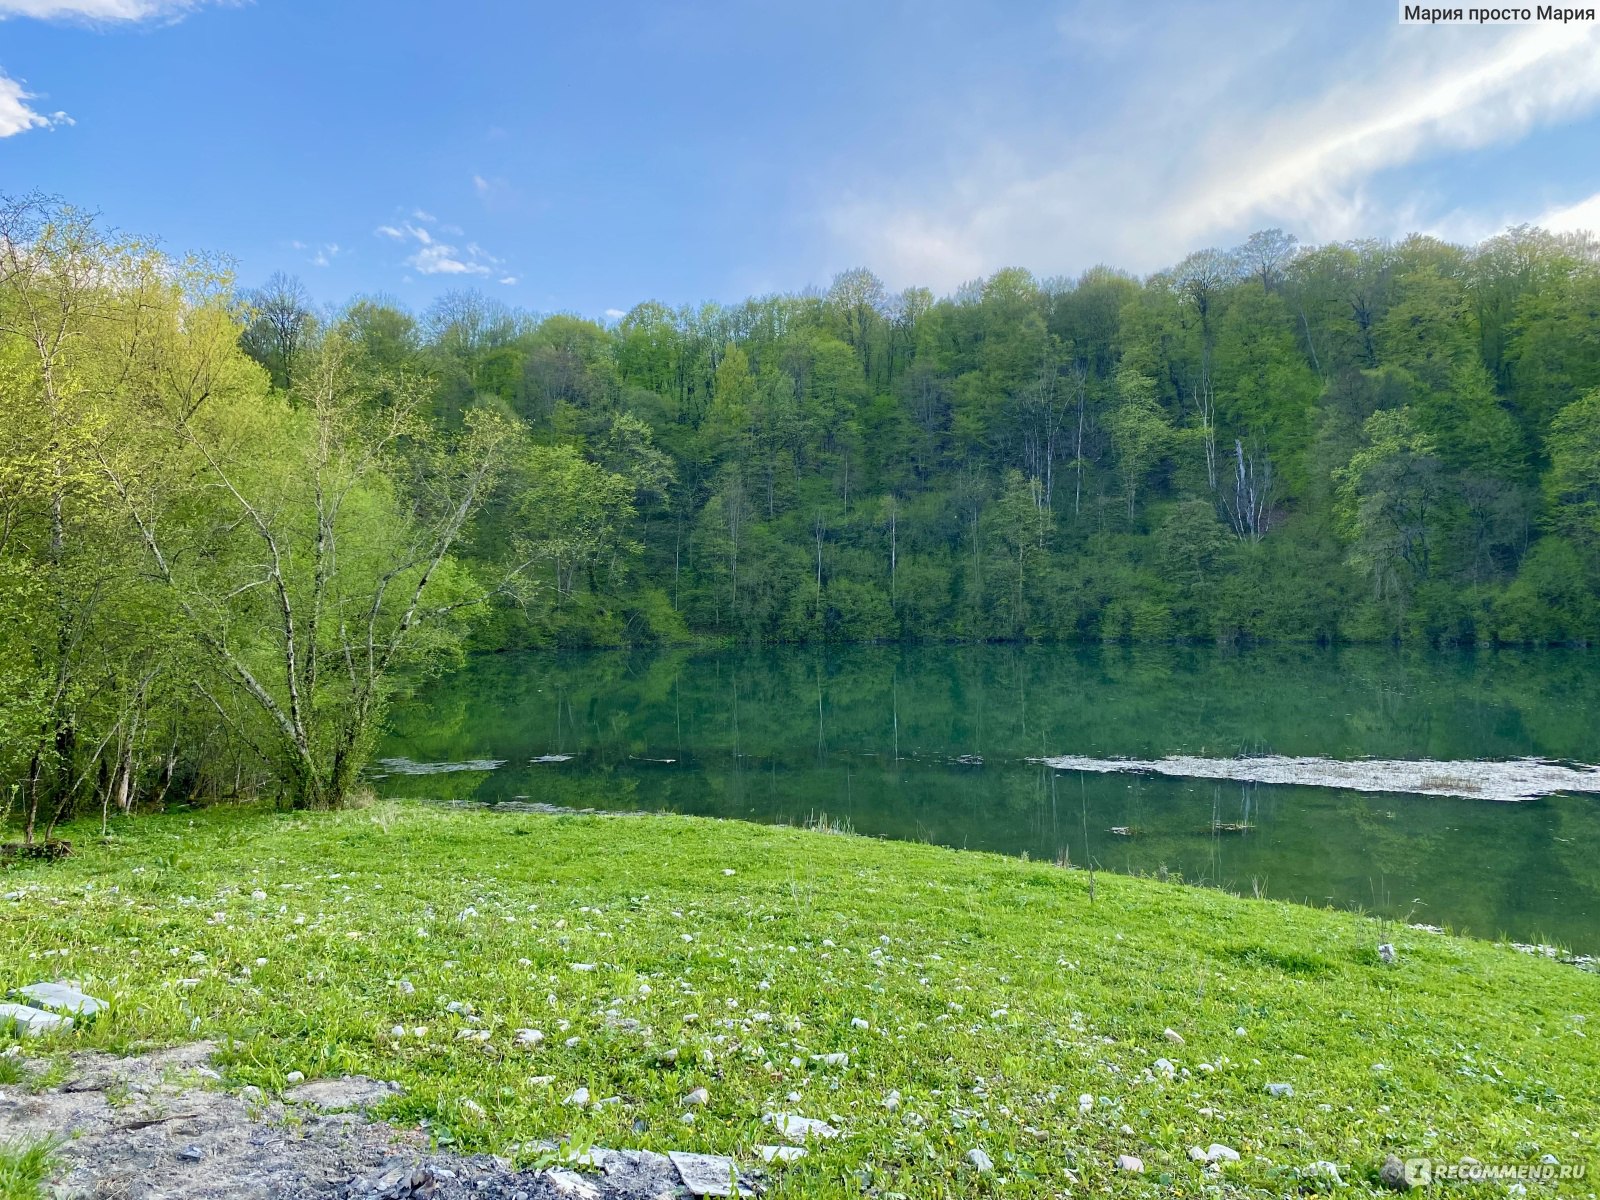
[604,307,626,320]
[310,242,340,268]
[375,221,432,245]
[410,245,490,276]
[0,0,220,22]
[374,213,505,278]
[823,15,1600,290]
[497,275,518,286]
[1533,189,1600,234]
[0,70,69,135]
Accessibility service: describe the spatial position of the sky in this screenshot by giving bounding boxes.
[2,0,1599,318]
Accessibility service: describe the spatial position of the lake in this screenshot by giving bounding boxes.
[376,644,1600,954]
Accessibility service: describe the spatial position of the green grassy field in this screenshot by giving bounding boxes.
[2,802,1597,1197]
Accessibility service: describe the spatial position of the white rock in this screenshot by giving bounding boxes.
[1163,1027,1185,1044]
[1188,1146,1207,1161]
[285,1071,305,1084]
[563,1086,591,1106]
[15,982,106,1017]
[516,1028,544,1046]
[667,1150,750,1197]
[684,1087,709,1107]
[756,1145,806,1164]
[811,1052,848,1067]
[1153,1057,1176,1076]
[966,1148,994,1172]
[1117,1154,1144,1173]
[1306,1161,1344,1184]
[570,963,596,972]
[762,1112,840,1140]
[883,1089,901,1111]
[851,1017,869,1030]
[1204,1144,1240,1163]
[1265,1082,1295,1097]
[542,1168,602,1199]
[1078,1092,1094,1113]
[1378,942,1398,964]
[0,1003,71,1037]
[1119,1123,1136,1136]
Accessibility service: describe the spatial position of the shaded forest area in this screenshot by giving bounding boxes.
[244,225,1600,651]
[5,195,1600,825]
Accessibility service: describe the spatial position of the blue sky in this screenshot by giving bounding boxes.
[3,0,1599,318]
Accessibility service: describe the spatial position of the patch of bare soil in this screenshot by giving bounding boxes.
[0,1043,722,1199]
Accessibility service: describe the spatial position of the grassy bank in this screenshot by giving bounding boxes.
[2,803,1597,1197]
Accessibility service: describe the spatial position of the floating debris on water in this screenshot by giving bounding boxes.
[375,757,507,775]
[1032,753,1600,802]
[531,754,574,764]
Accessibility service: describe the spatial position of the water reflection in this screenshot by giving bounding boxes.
[377,644,1600,952]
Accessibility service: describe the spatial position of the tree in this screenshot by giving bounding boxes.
[1106,367,1173,522]
[241,272,317,391]
[990,470,1052,637]
[0,196,188,842]
[1235,229,1299,292]
[107,330,525,809]
[1545,388,1600,555]
[516,443,641,600]
[1334,408,1444,621]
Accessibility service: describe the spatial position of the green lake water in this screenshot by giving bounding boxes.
[376,645,1600,953]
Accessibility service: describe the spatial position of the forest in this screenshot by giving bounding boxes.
[5,194,1600,824]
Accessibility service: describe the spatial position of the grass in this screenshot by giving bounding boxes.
[1,802,1597,1198]
[0,1140,56,1200]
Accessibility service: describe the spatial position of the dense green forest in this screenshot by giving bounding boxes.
[251,224,1600,652]
[5,195,1600,823]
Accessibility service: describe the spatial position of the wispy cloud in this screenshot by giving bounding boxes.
[471,173,515,208]
[1534,189,1600,235]
[0,0,224,22]
[374,211,507,278]
[823,13,1600,290]
[0,68,69,136]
